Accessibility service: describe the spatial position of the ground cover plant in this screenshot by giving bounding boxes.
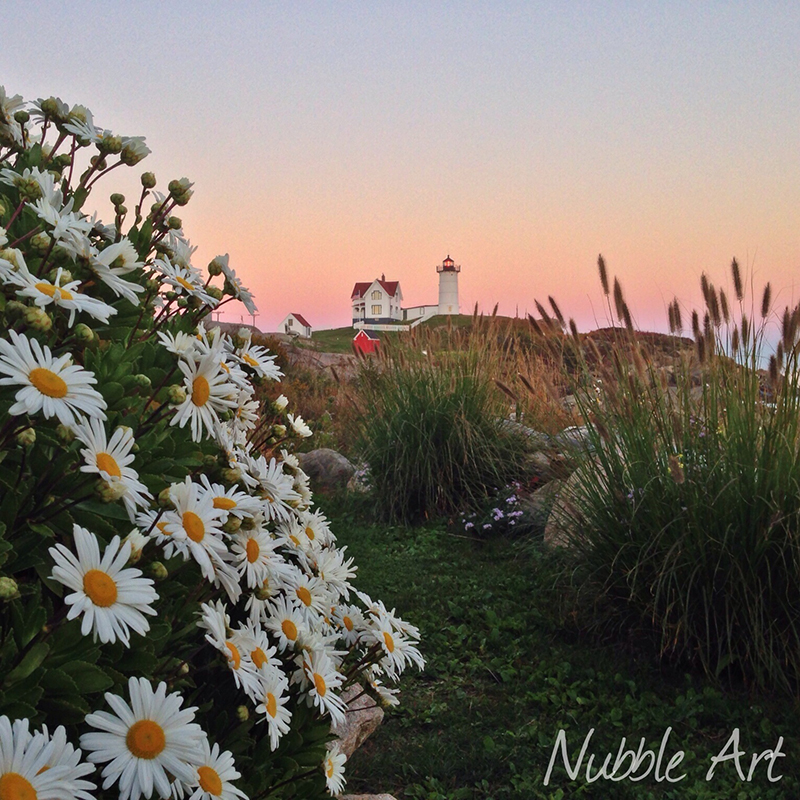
[0,87,422,800]
[319,494,800,799]
[531,257,800,696]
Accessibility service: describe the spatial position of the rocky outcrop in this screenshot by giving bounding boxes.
[332,686,385,759]
[296,449,355,492]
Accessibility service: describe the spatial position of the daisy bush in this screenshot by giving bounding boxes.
[0,87,423,800]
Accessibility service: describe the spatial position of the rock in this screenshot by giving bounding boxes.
[519,479,563,536]
[296,449,355,492]
[552,425,595,454]
[332,685,385,759]
[498,420,553,450]
[341,795,398,800]
[525,450,556,482]
[543,463,600,549]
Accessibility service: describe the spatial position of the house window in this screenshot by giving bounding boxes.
[371,291,382,300]
[371,304,381,315]
[287,318,293,326]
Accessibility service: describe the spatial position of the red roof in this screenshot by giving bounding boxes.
[351,279,400,299]
[290,313,311,328]
[353,329,380,340]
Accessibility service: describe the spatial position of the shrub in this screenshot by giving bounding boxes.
[0,87,422,800]
[532,257,800,695]
[351,330,531,524]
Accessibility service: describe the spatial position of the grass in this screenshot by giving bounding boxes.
[320,493,800,799]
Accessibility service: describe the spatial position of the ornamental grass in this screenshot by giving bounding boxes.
[0,87,422,800]
[532,256,800,695]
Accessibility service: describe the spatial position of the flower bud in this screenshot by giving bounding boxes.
[167,216,182,230]
[141,171,156,189]
[207,286,223,301]
[222,516,242,534]
[30,232,52,256]
[23,306,52,332]
[15,427,36,447]
[274,394,289,412]
[110,193,125,207]
[124,530,149,563]
[158,487,174,508]
[167,384,187,404]
[116,205,128,217]
[179,662,190,675]
[90,155,108,170]
[207,258,223,277]
[221,467,242,484]
[177,297,189,309]
[236,706,249,722]
[14,110,30,124]
[202,454,218,468]
[0,577,19,601]
[164,291,178,302]
[94,479,127,503]
[56,423,76,444]
[73,323,95,345]
[148,561,169,580]
[5,300,26,319]
[272,424,286,438]
[54,154,72,171]
[133,373,152,390]
[99,134,123,155]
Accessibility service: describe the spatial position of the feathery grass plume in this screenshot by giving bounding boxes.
[720,290,730,324]
[534,299,555,331]
[548,296,565,327]
[621,301,634,333]
[695,333,706,363]
[732,257,743,300]
[769,354,780,389]
[494,379,518,402]
[491,302,499,317]
[569,318,580,343]
[776,340,784,370]
[761,282,772,318]
[732,325,740,353]
[598,253,610,295]
[518,372,537,397]
[691,310,701,340]
[668,303,677,334]
[701,273,711,308]
[782,308,792,351]
[613,277,626,322]
[741,313,749,349]
[527,313,544,336]
[708,285,721,327]
[473,300,479,321]
[703,312,713,343]
[672,299,683,332]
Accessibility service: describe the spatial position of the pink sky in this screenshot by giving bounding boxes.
[3,2,799,335]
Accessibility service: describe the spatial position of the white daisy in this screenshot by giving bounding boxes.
[213,255,258,315]
[287,413,312,438]
[81,678,206,800]
[157,330,200,358]
[323,744,347,796]
[231,527,283,590]
[49,524,158,646]
[0,330,107,424]
[90,239,146,304]
[186,739,247,800]
[153,257,215,306]
[263,595,307,653]
[198,474,261,520]
[298,649,346,725]
[254,665,291,751]
[73,417,152,521]
[170,348,238,442]
[234,341,281,381]
[0,716,77,800]
[32,725,96,800]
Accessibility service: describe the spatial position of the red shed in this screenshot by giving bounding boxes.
[353,329,380,355]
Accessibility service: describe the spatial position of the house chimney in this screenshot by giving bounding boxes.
[381,273,385,281]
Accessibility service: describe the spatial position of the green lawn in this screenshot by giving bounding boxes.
[319,495,800,800]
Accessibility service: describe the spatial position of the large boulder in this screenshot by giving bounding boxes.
[332,685,385,759]
[296,449,355,492]
[519,479,564,536]
[542,459,604,549]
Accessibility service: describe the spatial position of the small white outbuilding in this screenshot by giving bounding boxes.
[280,313,312,338]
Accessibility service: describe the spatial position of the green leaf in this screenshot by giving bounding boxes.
[62,661,114,694]
[5,642,49,685]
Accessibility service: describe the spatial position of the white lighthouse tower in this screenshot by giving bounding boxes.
[437,255,461,315]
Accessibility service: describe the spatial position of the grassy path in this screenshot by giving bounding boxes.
[320,496,800,800]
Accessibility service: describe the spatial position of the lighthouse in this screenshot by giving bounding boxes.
[437,255,461,315]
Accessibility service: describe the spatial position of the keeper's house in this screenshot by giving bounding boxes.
[351,276,403,326]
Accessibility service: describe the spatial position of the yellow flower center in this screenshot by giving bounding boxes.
[197,766,222,796]
[296,586,312,607]
[96,452,122,478]
[192,375,210,406]
[243,354,259,367]
[266,692,277,718]
[213,496,236,510]
[29,367,68,398]
[246,538,260,563]
[326,759,335,778]
[313,672,327,697]
[83,569,117,607]
[383,631,395,653]
[156,521,170,535]
[343,616,354,632]
[225,641,241,670]
[35,282,74,301]
[177,277,194,292]
[252,647,268,669]
[182,511,205,542]
[0,772,37,800]
[304,526,315,540]
[126,719,166,759]
[281,619,297,641]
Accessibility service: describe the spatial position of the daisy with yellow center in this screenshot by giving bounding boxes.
[73,417,152,522]
[170,348,238,443]
[231,527,283,590]
[197,601,260,698]
[297,649,347,725]
[283,567,331,622]
[198,475,261,520]
[164,477,228,583]
[11,265,117,327]
[186,739,247,800]
[81,678,206,800]
[254,665,292,751]
[0,330,106,425]
[234,340,282,381]
[332,604,367,647]
[154,256,216,306]
[262,595,307,654]
[49,524,158,646]
[30,725,96,800]
[0,716,79,800]
[322,744,347,797]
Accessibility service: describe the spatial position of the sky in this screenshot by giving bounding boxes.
[3,2,799,333]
